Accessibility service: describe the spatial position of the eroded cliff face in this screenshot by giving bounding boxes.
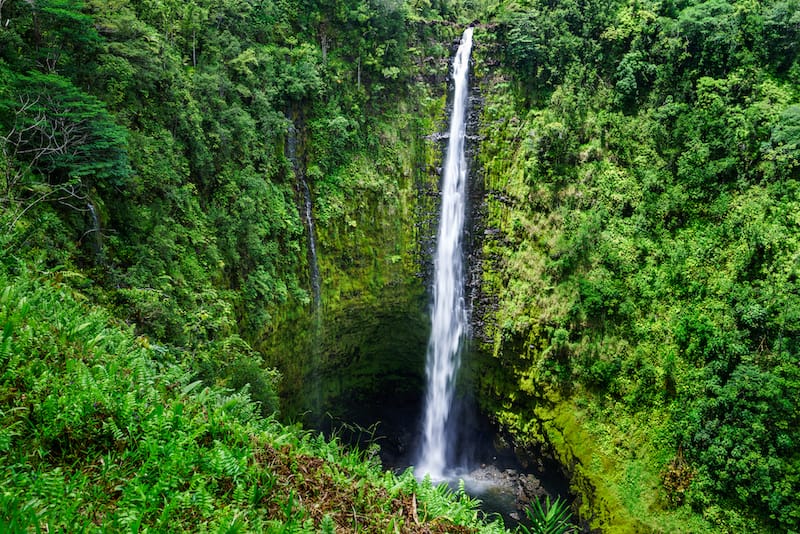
[260,26,463,433]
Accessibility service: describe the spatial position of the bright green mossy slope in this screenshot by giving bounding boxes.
[0,266,507,533]
[469,2,799,531]
[261,91,448,420]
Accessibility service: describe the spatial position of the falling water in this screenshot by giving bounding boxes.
[417,27,474,480]
[302,178,321,310]
[87,202,103,260]
[287,119,324,426]
[287,122,321,309]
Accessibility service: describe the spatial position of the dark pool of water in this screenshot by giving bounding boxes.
[310,391,574,530]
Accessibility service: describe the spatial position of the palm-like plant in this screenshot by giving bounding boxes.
[519,495,576,534]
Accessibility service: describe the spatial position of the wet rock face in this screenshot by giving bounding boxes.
[464,57,485,338]
[518,473,547,505]
[467,465,548,510]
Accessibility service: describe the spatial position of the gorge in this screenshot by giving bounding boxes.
[1,0,798,532]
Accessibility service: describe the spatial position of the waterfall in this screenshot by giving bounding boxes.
[302,178,321,310]
[87,202,103,260]
[417,27,474,480]
[287,122,321,310]
[287,119,324,424]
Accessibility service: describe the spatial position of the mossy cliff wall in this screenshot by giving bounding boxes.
[260,26,645,529]
[261,25,464,424]
[468,12,799,531]
[468,28,690,532]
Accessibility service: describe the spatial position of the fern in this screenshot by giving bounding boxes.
[319,514,336,534]
[104,418,125,442]
[0,268,514,534]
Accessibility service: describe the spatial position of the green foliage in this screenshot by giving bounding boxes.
[2,0,102,79]
[500,9,581,92]
[768,104,800,170]
[475,1,800,530]
[680,360,800,529]
[520,496,576,534]
[677,0,740,75]
[195,336,282,417]
[1,71,131,187]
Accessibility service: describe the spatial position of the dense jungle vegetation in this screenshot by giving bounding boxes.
[0,0,798,532]
[474,0,799,531]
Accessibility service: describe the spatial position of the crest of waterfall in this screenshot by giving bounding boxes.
[417,27,473,480]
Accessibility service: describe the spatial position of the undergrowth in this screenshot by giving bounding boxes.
[0,267,508,533]
[519,496,576,534]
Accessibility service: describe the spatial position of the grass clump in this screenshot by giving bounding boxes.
[520,496,576,534]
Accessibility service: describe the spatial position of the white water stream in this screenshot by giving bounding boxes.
[301,177,321,310]
[417,27,474,479]
[287,122,321,310]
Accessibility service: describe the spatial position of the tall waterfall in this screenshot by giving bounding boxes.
[87,202,103,261]
[417,27,474,480]
[301,178,322,310]
[287,122,321,310]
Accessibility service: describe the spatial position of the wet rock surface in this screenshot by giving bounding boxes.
[463,464,549,523]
